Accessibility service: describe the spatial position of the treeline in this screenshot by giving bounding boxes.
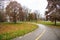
[0,1,40,23]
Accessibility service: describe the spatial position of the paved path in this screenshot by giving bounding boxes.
[12,24,60,40]
[39,26,60,40]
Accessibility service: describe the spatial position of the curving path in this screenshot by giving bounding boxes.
[12,23,60,40]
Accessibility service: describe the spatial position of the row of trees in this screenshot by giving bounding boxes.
[0,1,40,23]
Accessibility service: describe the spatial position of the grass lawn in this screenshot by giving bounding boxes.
[36,21,60,28]
[0,22,38,40]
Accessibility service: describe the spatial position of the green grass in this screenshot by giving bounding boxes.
[0,22,38,40]
[37,21,54,25]
[36,21,60,27]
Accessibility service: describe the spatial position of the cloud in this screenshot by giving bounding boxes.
[15,0,48,14]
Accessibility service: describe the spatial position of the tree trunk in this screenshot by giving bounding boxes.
[13,12,16,24]
[55,18,56,26]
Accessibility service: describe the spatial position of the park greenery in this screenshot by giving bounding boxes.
[36,21,60,27]
[0,22,38,40]
[0,1,40,23]
[0,0,60,40]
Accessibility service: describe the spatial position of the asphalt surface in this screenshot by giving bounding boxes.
[39,26,60,40]
[12,24,60,40]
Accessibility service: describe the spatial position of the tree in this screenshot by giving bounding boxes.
[22,6,31,21]
[34,10,40,20]
[46,0,60,25]
[28,13,33,21]
[28,12,38,21]
[0,11,6,22]
[0,12,3,22]
[6,1,23,23]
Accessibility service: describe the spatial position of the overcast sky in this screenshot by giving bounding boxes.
[15,0,48,15]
